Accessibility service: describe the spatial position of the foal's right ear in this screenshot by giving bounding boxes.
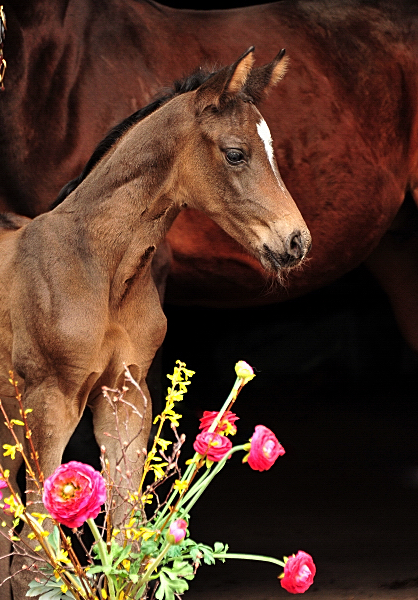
[194,47,255,113]
[244,49,289,103]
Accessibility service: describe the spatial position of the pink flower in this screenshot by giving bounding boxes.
[280,551,316,593]
[199,411,239,435]
[247,425,285,471]
[193,431,233,462]
[43,461,106,529]
[166,518,188,544]
[0,476,7,500]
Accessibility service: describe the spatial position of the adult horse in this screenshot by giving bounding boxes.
[0,49,310,598]
[1,0,417,356]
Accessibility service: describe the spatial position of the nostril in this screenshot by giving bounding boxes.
[288,231,303,259]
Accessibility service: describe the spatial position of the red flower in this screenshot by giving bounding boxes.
[43,461,106,529]
[199,411,239,435]
[247,425,285,471]
[193,431,233,462]
[280,551,316,594]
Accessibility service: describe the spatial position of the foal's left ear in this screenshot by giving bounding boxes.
[195,46,255,113]
[244,48,289,103]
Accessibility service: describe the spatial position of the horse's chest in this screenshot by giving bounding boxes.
[108,281,167,364]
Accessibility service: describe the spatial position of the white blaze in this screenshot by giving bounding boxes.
[257,118,275,168]
[256,118,286,193]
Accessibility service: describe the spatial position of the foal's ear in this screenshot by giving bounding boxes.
[244,49,289,103]
[195,47,255,112]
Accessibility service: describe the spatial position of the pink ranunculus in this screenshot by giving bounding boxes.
[247,425,285,471]
[280,551,316,594]
[193,431,233,462]
[43,461,106,529]
[199,411,239,435]
[166,518,188,544]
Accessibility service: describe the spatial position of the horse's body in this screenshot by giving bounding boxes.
[0,50,310,598]
[2,0,418,352]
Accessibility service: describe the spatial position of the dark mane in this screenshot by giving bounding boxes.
[50,69,215,209]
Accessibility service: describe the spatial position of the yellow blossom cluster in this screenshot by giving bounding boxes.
[140,361,194,487]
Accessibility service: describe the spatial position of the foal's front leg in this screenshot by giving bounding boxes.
[89,373,153,527]
[10,382,82,599]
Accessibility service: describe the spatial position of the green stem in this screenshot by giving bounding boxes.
[215,553,285,568]
[164,552,285,569]
[129,540,172,598]
[86,518,116,600]
[173,468,213,507]
[207,376,242,434]
[153,376,245,528]
[152,464,194,529]
[178,445,245,516]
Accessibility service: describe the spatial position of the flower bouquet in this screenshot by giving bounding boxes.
[0,361,315,599]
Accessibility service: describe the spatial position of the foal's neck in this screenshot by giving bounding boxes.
[56,95,192,270]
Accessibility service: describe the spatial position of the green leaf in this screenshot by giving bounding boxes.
[168,561,194,580]
[38,590,65,600]
[155,571,189,600]
[166,544,183,559]
[141,539,159,556]
[201,551,215,566]
[26,581,62,599]
[213,542,225,553]
[26,583,48,597]
[26,575,78,599]
[84,565,107,575]
[129,558,143,575]
[112,544,133,568]
[49,526,61,553]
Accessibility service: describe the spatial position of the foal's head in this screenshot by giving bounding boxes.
[172,47,311,273]
[54,47,310,276]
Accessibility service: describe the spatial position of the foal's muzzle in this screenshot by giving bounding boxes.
[263,229,311,270]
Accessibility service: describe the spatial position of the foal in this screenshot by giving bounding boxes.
[0,48,310,596]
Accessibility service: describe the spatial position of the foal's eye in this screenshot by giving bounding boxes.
[225,149,245,165]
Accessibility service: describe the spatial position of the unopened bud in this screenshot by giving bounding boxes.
[235,360,255,382]
[166,519,187,545]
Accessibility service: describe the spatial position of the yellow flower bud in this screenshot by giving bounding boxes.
[235,361,255,382]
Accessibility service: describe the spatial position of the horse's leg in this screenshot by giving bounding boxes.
[10,384,81,600]
[89,371,152,526]
[0,396,24,600]
[365,194,418,354]
[148,241,172,423]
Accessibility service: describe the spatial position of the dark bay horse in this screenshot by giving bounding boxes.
[1,0,418,354]
[0,49,310,598]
